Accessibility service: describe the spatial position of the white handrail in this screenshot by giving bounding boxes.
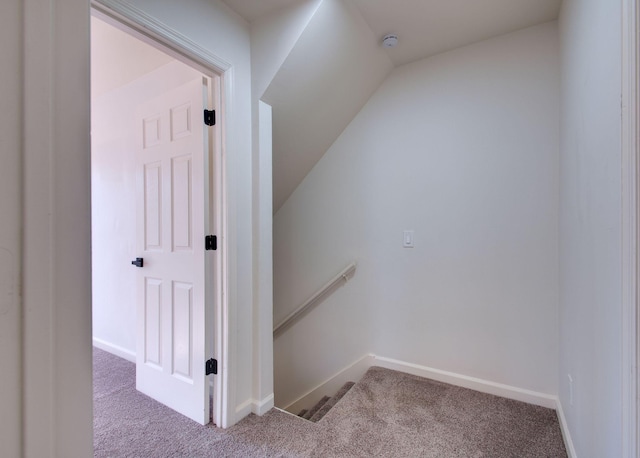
[273,262,357,338]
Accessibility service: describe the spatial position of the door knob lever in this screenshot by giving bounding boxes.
[131,257,144,268]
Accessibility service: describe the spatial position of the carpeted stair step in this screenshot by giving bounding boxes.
[302,395,331,420]
[309,381,355,422]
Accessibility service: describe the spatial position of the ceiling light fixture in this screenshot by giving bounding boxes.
[382,34,398,48]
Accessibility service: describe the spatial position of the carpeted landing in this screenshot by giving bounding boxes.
[93,348,567,457]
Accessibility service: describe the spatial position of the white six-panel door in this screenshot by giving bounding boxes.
[134,77,209,425]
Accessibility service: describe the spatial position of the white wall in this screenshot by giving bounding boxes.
[0,0,23,456]
[250,0,322,100]
[274,22,560,407]
[558,0,624,456]
[91,60,201,358]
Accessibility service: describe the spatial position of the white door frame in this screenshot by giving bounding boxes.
[622,0,639,456]
[91,0,231,427]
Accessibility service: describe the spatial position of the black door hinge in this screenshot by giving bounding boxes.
[204,109,216,126]
[205,235,217,251]
[206,358,218,375]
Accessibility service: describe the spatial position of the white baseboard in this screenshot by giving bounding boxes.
[372,355,558,409]
[93,337,136,363]
[284,353,559,414]
[555,398,577,458]
[234,394,275,419]
[235,398,253,420]
[253,393,274,416]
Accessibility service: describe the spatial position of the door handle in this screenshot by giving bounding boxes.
[131,257,144,268]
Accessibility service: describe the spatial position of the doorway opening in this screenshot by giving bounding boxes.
[90,9,226,426]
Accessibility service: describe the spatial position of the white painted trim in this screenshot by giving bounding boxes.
[622,0,640,456]
[233,394,275,418]
[252,394,275,416]
[373,355,557,409]
[91,0,233,429]
[284,353,559,414]
[273,406,304,419]
[92,338,136,363]
[91,0,231,73]
[235,398,253,419]
[252,101,274,420]
[555,399,578,458]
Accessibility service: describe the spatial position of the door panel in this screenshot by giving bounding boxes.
[144,162,162,250]
[171,155,192,251]
[170,103,192,140]
[172,281,193,381]
[135,77,209,425]
[144,277,162,367]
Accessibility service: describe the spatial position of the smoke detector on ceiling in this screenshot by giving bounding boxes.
[382,34,398,48]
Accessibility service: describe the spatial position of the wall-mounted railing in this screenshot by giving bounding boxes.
[273,262,357,338]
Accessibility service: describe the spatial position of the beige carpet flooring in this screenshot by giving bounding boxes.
[93,348,567,457]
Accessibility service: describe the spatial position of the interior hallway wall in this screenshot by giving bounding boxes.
[250,0,322,100]
[17,0,93,454]
[0,0,23,455]
[274,21,560,407]
[558,0,624,456]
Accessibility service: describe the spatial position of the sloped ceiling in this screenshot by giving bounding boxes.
[223,0,562,211]
[262,0,394,211]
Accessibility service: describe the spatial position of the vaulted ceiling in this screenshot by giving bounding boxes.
[222,0,562,211]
